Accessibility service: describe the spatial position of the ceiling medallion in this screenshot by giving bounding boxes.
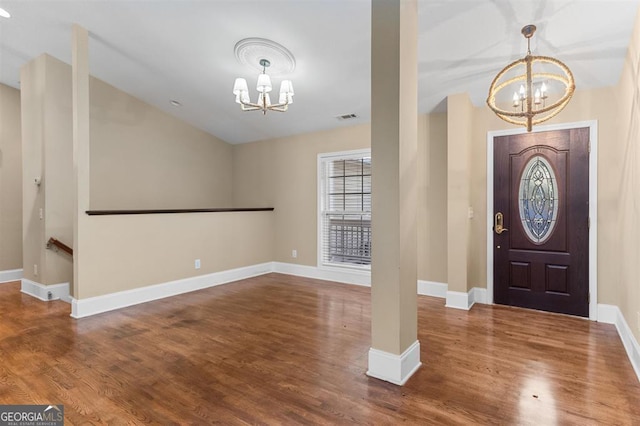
[486,24,575,132]
[234,38,296,75]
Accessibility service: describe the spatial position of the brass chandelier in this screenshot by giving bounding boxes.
[487,24,575,132]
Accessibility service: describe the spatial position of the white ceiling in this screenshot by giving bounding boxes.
[0,0,638,144]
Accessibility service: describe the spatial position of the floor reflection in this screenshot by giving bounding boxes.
[518,371,557,425]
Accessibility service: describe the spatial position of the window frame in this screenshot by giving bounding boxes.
[317,148,372,272]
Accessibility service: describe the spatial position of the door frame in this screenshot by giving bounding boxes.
[486,120,598,320]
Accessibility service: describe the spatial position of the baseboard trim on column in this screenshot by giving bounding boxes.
[445,287,487,310]
[366,340,421,386]
[470,287,487,305]
[21,279,70,303]
[445,290,472,310]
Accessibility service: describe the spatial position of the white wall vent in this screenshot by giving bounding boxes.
[336,113,358,121]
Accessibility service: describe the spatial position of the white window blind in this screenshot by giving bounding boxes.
[319,151,371,268]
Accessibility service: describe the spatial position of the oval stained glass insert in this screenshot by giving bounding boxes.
[518,155,559,244]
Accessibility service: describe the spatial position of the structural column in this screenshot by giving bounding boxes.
[446,93,473,309]
[72,24,90,301]
[368,0,420,385]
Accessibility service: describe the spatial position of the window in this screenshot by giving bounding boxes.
[318,149,371,269]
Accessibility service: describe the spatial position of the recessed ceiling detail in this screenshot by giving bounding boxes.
[234,38,296,76]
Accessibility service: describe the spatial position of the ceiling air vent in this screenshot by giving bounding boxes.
[336,113,357,121]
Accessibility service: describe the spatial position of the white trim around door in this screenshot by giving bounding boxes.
[486,121,598,321]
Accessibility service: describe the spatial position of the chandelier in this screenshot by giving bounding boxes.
[233,59,294,115]
[486,24,575,132]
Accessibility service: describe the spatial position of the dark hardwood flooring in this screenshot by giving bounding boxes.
[0,273,638,424]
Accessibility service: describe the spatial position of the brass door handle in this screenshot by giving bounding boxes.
[495,212,508,235]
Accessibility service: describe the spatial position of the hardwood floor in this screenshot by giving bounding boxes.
[0,274,638,424]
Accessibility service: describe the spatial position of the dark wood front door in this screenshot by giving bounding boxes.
[493,128,589,317]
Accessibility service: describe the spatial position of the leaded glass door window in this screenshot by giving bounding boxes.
[518,155,559,244]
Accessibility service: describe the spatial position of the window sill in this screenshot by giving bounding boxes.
[319,263,371,274]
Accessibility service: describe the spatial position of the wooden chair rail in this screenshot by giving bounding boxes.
[47,237,73,255]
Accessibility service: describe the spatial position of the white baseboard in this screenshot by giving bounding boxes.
[0,268,23,283]
[21,279,70,303]
[597,304,640,383]
[596,304,618,324]
[68,261,487,319]
[445,290,471,310]
[71,262,273,318]
[470,287,487,305]
[445,287,488,310]
[367,340,421,385]
[417,280,447,298]
[270,264,491,311]
[272,262,371,287]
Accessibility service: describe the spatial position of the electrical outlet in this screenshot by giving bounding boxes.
[39,208,43,220]
[33,264,38,276]
[194,259,201,270]
[292,249,297,259]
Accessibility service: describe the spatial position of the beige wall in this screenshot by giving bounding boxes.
[20,55,82,287]
[0,84,23,272]
[418,113,448,283]
[77,212,274,298]
[21,55,48,284]
[233,123,371,267]
[232,115,449,285]
[90,79,233,210]
[19,52,238,298]
[43,56,74,286]
[615,6,640,342]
